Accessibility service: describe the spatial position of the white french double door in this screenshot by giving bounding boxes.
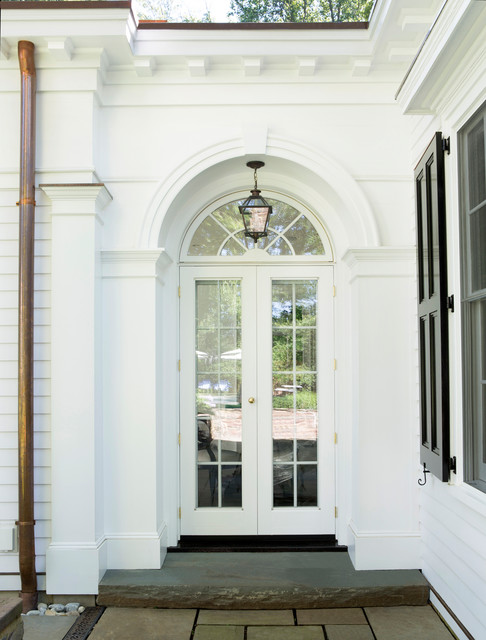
[180,265,334,536]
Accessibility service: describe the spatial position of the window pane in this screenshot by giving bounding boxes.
[267,200,300,232]
[221,237,246,256]
[266,236,293,256]
[297,465,317,506]
[468,119,486,210]
[296,328,317,371]
[295,282,317,326]
[198,465,218,507]
[470,205,486,292]
[273,328,293,371]
[212,203,243,233]
[284,215,325,255]
[221,466,242,507]
[273,465,294,506]
[188,216,228,256]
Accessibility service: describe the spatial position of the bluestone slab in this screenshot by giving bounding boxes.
[98,552,429,609]
[297,608,367,625]
[365,606,455,639]
[197,609,294,625]
[23,615,75,640]
[326,625,374,640]
[194,625,244,639]
[87,607,196,640]
[247,626,324,639]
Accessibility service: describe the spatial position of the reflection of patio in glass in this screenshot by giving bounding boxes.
[197,407,317,443]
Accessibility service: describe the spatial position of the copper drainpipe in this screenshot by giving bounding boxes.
[17,40,38,613]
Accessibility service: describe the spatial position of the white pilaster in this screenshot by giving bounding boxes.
[101,250,171,570]
[342,247,421,570]
[41,183,111,594]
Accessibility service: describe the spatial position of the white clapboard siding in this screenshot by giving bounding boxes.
[0,191,51,590]
[420,483,486,640]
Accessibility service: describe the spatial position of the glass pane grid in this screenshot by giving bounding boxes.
[196,280,243,509]
[187,199,326,257]
[272,280,318,509]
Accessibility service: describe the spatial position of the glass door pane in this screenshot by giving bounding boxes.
[271,280,318,508]
[196,280,242,508]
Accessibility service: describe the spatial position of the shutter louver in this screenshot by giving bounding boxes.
[415,132,450,481]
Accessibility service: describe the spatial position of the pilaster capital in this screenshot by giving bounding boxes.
[40,183,112,217]
[342,246,416,281]
[101,249,172,281]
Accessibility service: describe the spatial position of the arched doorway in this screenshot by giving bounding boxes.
[179,194,335,536]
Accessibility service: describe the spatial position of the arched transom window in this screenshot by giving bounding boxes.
[181,196,333,262]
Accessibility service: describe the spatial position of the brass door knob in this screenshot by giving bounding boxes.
[248,397,255,404]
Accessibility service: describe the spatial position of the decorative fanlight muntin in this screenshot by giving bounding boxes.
[239,161,273,242]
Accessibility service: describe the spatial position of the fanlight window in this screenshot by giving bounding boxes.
[186,199,328,258]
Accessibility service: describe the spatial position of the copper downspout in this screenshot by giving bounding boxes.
[17,40,38,613]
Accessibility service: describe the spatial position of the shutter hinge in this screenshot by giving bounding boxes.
[334,507,338,518]
[447,295,454,312]
[178,286,181,297]
[442,136,451,155]
[178,507,182,519]
[449,456,457,474]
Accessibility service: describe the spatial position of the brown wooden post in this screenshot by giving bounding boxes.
[17,40,38,613]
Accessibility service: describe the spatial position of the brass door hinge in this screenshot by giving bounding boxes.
[334,507,338,518]
[334,433,338,445]
[178,433,181,446]
[332,285,336,297]
[333,359,337,370]
[178,360,181,372]
[178,507,181,519]
[178,286,181,298]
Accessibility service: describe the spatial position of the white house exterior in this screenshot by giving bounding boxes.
[0,0,485,638]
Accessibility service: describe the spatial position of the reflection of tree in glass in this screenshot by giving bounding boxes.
[272,281,317,326]
[188,199,325,256]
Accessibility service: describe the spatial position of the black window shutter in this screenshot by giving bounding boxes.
[415,132,450,481]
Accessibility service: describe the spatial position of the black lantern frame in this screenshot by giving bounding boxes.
[239,161,272,242]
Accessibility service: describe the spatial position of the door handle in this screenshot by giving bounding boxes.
[248,397,255,404]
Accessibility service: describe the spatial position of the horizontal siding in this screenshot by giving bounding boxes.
[420,483,486,639]
[0,186,52,586]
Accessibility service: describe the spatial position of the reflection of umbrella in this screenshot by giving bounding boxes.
[221,349,241,360]
[196,350,209,359]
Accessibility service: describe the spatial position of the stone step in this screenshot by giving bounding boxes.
[0,594,23,640]
[97,552,429,610]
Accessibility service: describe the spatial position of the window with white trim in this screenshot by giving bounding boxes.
[461,102,486,492]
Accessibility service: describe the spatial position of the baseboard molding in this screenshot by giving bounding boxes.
[46,538,106,595]
[106,523,167,570]
[348,523,421,570]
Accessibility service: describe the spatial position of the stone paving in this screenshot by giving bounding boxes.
[23,605,457,640]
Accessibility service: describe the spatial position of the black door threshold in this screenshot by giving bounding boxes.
[168,535,347,553]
